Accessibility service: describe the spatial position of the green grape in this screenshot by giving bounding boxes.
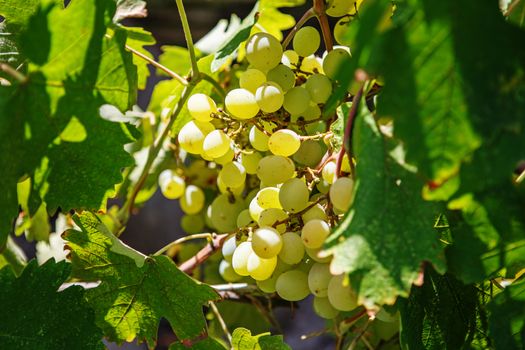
[302,203,328,223]
[293,140,324,168]
[158,169,185,199]
[322,161,337,184]
[239,68,267,93]
[219,161,246,188]
[258,208,288,233]
[256,260,292,293]
[297,256,315,273]
[323,48,352,80]
[313,296,340,319]
[267,64,296,91]
[301,219,330,249]
[326,0,358,17]
[268,129,301,157]
[330,176,354,212]
[305,74,333,104]
[252,227,283,258]
[308,263,332,297]
[245,32,283,71]
[205,205,215,229]
[239,151,262,175]
[376,308,399,323]
[278,232,305,265]
[236,209,254,228]
[256,155,295,186]
[316,179,331,194]
[217,175,245,196]
[283,87,311,115]
[293,26,321,57]
[372,319,400,341]
[275,270,310,301]
[181,214,205,234]
[178,120,215,154]
[222,234,237,263]
[214,145,235,165]
[282,49,299,67]
[305,120,326,135]
[232,241,254,276]
[249,125,270,152]
[225,88,260,120]
[334,17,353,46]
[279,178,309,213]
[180,185,205,214]
[300,55,323,74]
[202,129,231,158]
[219,259,242,282]
[257,187,282,209]
[249,196,265,222]
[305,246,332,263]
[187,93,217,122]
[209,194,245,232]
[327,274,358,311]
[247,253,277,280]
[255,82,284,113]
[302,103,322,120]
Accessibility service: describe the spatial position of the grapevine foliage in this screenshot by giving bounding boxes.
[0,0,525,349]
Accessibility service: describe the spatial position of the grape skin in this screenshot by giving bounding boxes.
[187,93,217,122]
[330,176,354,212]
[301,219,330,249]
[276,270,310,301]
[256,155,295,186]
[225,88,260,120]
[202,129,231,158]
[327,274,358,311]
[308,263,332,297]
[268,129,301,157]
[245,32,283,71]
[180,185,205,215]
[278,232,305,265]
[232,241,254,276]
[252,227,283,259]
[293,26,321,57]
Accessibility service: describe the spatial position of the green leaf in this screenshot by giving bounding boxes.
[0,0,137,245]
[63,212,218,347]
[488,277,525,350]
[399,268,480,349]
[159,45,194,77]
[258,0,306,41]
[324,104,446,307]
[122,26,156,90]
[231,327,291,350]
[506,0,525,28]
[0,259,104,350]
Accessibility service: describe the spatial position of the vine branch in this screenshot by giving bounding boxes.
[313,0,333,51]
[0,62,27,83]
[179,233,229,274]
[175,0,200,76]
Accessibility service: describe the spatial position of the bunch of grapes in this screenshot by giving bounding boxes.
[158,9,368,321]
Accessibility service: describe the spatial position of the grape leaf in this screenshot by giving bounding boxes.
[488,277,525,350]
[122,26,156,90]
[324,104,446,307]
[398,268,481,349]
[63,212,219,348]
[258,0,306,41]
[0,259,104,350]
[0,0,137,245]
[231,328,291,350]
[158,45,194,77]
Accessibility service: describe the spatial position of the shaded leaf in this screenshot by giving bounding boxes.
[122,26,156,90]
[63,212,218,347]
[0,259,104,350]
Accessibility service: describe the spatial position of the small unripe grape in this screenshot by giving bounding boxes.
[180,185,205,214]
[305,74,333,104]
[245,32,283,71]
[329,176,354,212]
[252,227,283,258]
[158,169,185,199]
[293,26,321,57]
[232,241,254,276]
[268,129,301,157]
[219,259,242,282]
[225,88,260,120]
[181,214,204,234]
[322,161,337,184]
[255,82,284,113]
[202,129,231,158]
[187,93,217,122]
[301,219,330,249]
[239,68,266,93]
[278,232,305,265]
[249,125,270,152]
[178,120,215,154]
[283,87,311,116]
[267,64,296,91]
[276,270,310,301]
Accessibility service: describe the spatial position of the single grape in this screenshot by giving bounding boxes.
[239,68,267,93]
[249,125,270,152]
[326,0,357,17]
[323,48,352,80]
[247,253,278,281]
[300,55,324,74]
[283,87,311,116]
[293,26,321,57]
[236,209,254,228]
[305,246,332,263]
[217,175,245,196]
[334,17,353,46]
[301,219,330,249]
[313,296,340,319]
[214,145,235,165]
[180,185,205,214]
[239,151,262,175]
[219,161,246,188]
[219,259,242,282]
[202,129,231,158]
[181,214,205,234]
[293,140,325,168]
[281,49,299,67]
[225,88,260,120]
[158,169,185,199]
[222,234,238,263]
[278,232,305,265]
[257,187,282,209]
[258,208,288,233]
[276,270,310,301]
[268,129,301,157]
[316,179,331,194]
[252,227,283,258]
[255,82,284,113]
[187,93,217,122]
[305,74,333,104]
[327,274,358,311]
[372,318,401,341]
[231,241,254,276]
[279,178,310,213]
[209,194,245,233]
[245,32,283,71]
[178,120,215,154]
[267,64,296,91]
[330,176,354,212]
[256,155,295,186]
[249,196,265,222]
[322,161,337,184]
[308,263,332,297]
[302,203,327,223]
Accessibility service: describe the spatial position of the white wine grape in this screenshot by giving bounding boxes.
[252,226,283,258]
[180,185,205,215]
[327,274,358,311]
[232,241,254,276]
[293,26,320,57]
[245,32,283,71]
[329,176,354,212]
[305,74,332,104]
[301,219,330,249]
[247,253,277,281]
[249,125,270,152]
[239,68,267,93]
[225,88,260,120]
[308,262,332,297]
[283,87,311,116]
[268,129,301,157]
[313,296,339,319]
[187,93,217,122]
[279,178,309,213]
[178,120,215,154]
[256,155,295,186]
[267,64,296,91]
[276,270,310,301]
[255,82,284,113]
[202,129,231,158]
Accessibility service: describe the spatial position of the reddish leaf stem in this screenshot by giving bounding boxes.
[313,0,333,51]
[179,233,229,274]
